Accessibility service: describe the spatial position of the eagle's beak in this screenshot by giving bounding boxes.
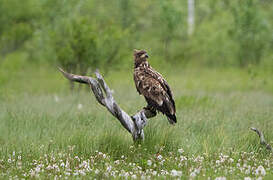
[140,53,149,59]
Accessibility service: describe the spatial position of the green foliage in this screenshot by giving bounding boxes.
[0,0,272,68]
[50,17,97,73]
[0,0,41,55]
[230,0,270,66]
[118,0,135,29]
[187,10,237,66]
[95,25,130,70]
[158,0,182,58]
[1,23,32,54]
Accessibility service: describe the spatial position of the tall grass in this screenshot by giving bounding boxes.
[0,66,272,178]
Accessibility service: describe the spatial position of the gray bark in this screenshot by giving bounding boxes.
[58,67,156,141]
[251,127,272,152]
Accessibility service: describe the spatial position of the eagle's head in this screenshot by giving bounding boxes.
[134,49,149,66]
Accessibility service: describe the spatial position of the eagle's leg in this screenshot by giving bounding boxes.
[144,104,157,117]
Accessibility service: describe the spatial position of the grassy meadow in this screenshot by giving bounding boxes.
[0,0,273,179]
[0,64,272,179]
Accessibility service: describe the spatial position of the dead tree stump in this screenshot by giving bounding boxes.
[58,68,156,141]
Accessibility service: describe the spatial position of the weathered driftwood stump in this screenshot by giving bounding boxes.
[250,127,272,153]
[58,68,156,141]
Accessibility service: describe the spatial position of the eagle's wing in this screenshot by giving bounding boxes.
[145,68,176,113]
[134,68,175,115]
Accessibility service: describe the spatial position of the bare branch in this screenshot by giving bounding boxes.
[59,68,156,141]
[95,70,113,99]
[251,127,273,152]
[58,67,90,84]
[88,78,105,106]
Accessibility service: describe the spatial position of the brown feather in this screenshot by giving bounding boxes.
[133,50,176,124]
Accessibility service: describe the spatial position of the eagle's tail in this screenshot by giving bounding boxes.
[167,114,177,125]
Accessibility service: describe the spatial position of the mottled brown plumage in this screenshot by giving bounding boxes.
[133,49,176,124]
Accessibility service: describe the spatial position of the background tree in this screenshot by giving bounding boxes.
[0,0,272,68]
[230,0,270,66]
[158,0,182,59]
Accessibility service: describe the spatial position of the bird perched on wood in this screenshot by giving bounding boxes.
[133,49,176,124]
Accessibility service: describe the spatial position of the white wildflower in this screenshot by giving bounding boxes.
[65,160,70,168]
[141,175,146,179]
[35,166,41,173]
[255,165,266,176]
[159,159,165,165]
[178,148,184,154]
[77,103,83,110]
[229,158,234,163]
[114,160,120,165]
[60,162,65,167]
[245,169,250,175]
[190,172,196,178]
[30,169,38,178]
[46,165,53,170]
[79,160,88,168]
[79,170,86,176]
[110,171,116,177]
[124,172,129,178]
[132,174,137,179]
[170,170,182,177]
[104,172,109,177]
[157,155,163,161]
[147,160,152,166]
[244,177,251,180]
[95,169,100,174]
[215,177,226,180]
[64,172,71,176]
[106,165,112,172]
[54,95,59,102]
[17,161,22,167]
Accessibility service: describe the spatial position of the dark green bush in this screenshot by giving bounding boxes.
[50,17,97,74]
[0,0,41,55]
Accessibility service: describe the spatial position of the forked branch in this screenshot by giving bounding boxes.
[251,127,272,152]
[58,67,156,141]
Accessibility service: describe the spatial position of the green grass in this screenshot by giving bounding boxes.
[0,64,272,179]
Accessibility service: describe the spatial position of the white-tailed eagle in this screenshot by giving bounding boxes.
[133,49,176,124]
